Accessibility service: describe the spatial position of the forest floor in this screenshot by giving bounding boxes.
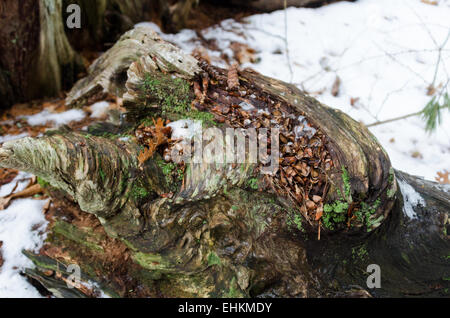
[0,0,449,297]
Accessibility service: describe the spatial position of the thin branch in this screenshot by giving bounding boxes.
[366,109,425,128]
[284,0,294,83]
[367,79,450,128]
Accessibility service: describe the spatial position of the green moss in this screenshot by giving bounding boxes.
[160,161,176,177]
[52,221,104,252]
[388,167,395,184]
[386,168,396,198]
[292,214,304,232]
[131,252,173,274]
[139,73,192,117]
[341,166,352,201]
[207,252,221,267]
[186,110,217,127]
[387,188,396,198]
[247,178,259,190]
[401,252,411,264]
[226,277,239,298]
[99,168,106,183]
[137,72,219,128]
[323,201,348,230]
[352,245,368,261]
[286,207,305,233]
[155,157,183,191]
[37,176,50,188]
[322,166,352,230]
[354,199,381,231]
[323,166,383,231]
[130,184,149,200]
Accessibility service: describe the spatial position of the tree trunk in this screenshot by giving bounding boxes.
[214,0,349,12]
[0,26,448,298]
[0,0,84,109]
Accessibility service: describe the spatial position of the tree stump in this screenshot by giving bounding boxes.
[0,26,448,298]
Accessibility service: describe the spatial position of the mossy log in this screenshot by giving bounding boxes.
[0,27,448,298]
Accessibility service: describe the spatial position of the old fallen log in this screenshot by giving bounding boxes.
[0,26,448,297]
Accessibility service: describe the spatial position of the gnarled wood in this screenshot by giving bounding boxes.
[0,27,448,298]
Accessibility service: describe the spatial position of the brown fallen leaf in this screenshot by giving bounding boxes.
[0,184,44,210]
[411,150,423,159]
[230,42,257,64]
[331,76,341,97]
[43,199,52,214]
[315,210,323,221]
[421,0,438,5]
[350,97,360,107]
[435,170,450,185]
[137,118,171,165]
[227,63,239,90]
[0,168,18,186]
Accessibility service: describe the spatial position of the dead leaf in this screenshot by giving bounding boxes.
[331,76,341,97]
[230,42,257,64]
[350,97,360,107]
[411,150,423,159]
[0,184,43,210]
[227,63,239,90]
[137,118,171,165]
[421,0,438,5]
[426,84,436,96]
[315,210,323,221]
[43,199,51,213]
[435,170,450,185]
[0,168,18,186]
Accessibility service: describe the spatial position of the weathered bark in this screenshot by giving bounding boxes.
[0,27,448,298]
[0,0,84,108]
[65,26,201,108]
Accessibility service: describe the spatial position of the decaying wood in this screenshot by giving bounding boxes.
[65,26,201,108]
[0,26,448,298]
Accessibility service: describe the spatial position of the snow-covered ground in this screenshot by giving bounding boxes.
[1,0,449,297]
[140,0,450,180]
[0,173,48,298]
[0,106,109,297]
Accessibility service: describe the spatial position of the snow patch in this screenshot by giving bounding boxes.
[24,109,86,126]
[167,119,203,140]
[153,0,450,181]
[80,280,111,298]
[89,101,110,118]
[0,133,29,144]
[397,178,426,219]
[0,198,48,297]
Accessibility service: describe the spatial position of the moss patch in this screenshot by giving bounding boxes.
[207,252,221,267]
